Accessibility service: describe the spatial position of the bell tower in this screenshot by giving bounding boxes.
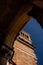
[12,30,37,65]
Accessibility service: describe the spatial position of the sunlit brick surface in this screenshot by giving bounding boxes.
[12,40,37,65]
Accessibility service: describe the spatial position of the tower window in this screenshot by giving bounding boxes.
[22,33,24,36]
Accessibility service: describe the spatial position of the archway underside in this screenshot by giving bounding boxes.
[0,0,43,48]
[0,4,43,49]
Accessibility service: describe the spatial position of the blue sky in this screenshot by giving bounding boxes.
[23,18,43,65]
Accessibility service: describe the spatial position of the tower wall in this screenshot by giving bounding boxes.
[12,40,37,65]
